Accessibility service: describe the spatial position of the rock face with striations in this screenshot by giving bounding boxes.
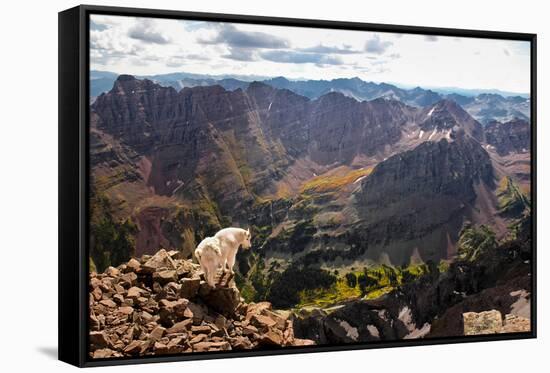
[352,136,495,264]
[89,249,314,359]
[91,76,419,203]
[484,118,531,156]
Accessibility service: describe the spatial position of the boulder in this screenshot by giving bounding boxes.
[191,325,211,334]
[119,272,137,287]
[200,285,242,316]
[141,249,177,273]
[90,331,110,349]
[502,314,530,333]
[180,278,201,299]
[92,348,115,359]
[193,341,231,352]
[126,286,145,300]
[190,334,208,344]
[250,314,277,330]
[258,330,283,346]
[118,306,134,315]
[153,270,177,284]
[126,258,141,273]
[230,336,253,350]
[166,319,192,335]
[123,340,148,355]
[149,326,166,341]
[99,299,117,308]
[105,266,120,277]
[463,310,503,335]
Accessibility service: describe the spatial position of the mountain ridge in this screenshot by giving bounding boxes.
[91,71,530,125]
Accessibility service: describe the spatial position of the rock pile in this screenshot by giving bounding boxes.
[89,249,314,359]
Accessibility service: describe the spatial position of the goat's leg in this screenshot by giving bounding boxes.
[206,267,216,287]
[227,250,237,275]
[222,256,229,274]
[210,272,217,288]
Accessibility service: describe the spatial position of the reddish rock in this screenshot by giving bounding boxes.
[180,278,201,299]
[91,287,102,301]
[149,326,166,341]
[93,348,114,359]
[99,299,117,308]
[153,270,177,284]
[126,258,141,273]
[191,325,211,334]
[123,340,144,355]
[90,331,110,349]
[293,338,315,346]
[166,319,192,335]
[105,266,120,277]
[119,272,137,287]
[126,286,144,300]
[88,251,312,358]
[193,341,231,352]
[251,314,277,330]
[258,330,283,346]
[141,249,177,273]
[117,306,134,315]
[189,334,207,344]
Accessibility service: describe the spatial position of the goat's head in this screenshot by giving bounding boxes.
[241,227,252,249]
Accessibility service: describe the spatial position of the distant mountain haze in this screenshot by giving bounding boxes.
[90,71,530,125]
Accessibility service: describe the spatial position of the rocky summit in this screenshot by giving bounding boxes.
[89,249,314,359]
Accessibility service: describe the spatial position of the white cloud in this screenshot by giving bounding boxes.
[365,34,393,54]
[89,15,531,93]
[128,19,171,44]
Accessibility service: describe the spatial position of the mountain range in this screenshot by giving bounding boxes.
[91,71,530,125]
[90,73,530,286]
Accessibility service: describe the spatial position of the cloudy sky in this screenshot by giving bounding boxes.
[90,14,531,94]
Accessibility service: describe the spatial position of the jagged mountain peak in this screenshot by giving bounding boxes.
[267,76,291,84]
[116,74,137,82]
[419,99,483,141]
[247,80,274,90]
[108,75,174,99]
[368,96,408,106]
[484,118,531,155]
[180,83,228,96]
[315,90,357,104]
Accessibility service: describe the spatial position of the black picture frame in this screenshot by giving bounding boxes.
[59,4,537,368]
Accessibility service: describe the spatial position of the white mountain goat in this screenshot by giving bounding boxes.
[194,227,252,287]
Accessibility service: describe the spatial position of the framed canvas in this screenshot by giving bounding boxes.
[58,5,537,367]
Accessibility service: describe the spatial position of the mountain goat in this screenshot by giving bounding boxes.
[194,228,252,287]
